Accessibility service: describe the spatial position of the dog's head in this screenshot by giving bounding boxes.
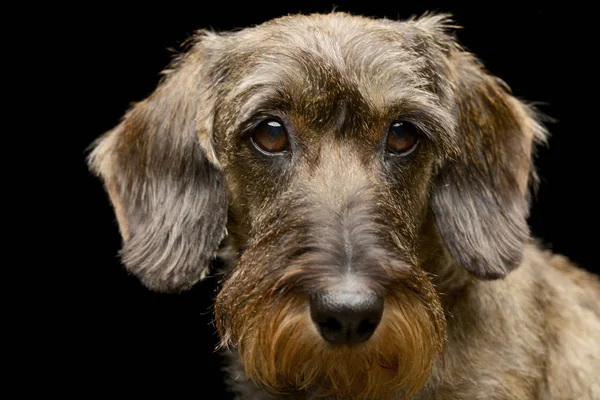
[89,12,547,399]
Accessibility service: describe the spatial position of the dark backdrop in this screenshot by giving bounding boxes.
[69,3,597,398]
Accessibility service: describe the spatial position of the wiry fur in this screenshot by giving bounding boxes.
[89,12,600,399]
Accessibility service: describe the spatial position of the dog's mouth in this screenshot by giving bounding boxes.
[215,262,446,399]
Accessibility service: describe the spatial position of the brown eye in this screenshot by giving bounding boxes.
[386,121,420,155]
[250,120,289,154]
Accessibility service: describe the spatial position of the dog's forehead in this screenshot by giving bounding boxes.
[213,13,449,129]
[240,12,438,55]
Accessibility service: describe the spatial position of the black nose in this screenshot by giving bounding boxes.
[310,291,384,345]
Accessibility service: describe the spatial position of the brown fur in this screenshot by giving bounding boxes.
[216,246,445,399]
[88,12,600,399]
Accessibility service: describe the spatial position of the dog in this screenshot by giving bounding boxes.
[88,12,600,399]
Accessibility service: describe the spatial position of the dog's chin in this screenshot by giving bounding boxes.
[218,288,445,399]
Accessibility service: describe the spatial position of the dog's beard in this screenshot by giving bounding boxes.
[215,256,446,399]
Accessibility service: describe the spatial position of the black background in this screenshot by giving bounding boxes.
[65,2,597,398]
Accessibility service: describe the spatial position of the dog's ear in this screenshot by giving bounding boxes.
[88,34,227,292]
[431,44,548,279]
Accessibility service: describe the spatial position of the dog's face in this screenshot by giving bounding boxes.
[89,12,546,399]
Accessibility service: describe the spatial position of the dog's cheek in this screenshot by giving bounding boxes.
[377,147,438,254]
[214,133,288,236]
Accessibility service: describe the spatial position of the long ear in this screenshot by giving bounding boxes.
[88,34,227,292]
[431,46,548,279]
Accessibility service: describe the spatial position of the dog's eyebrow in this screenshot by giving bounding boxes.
[232,87,290,130]
[383,95,457,149]
[224,61,294,128]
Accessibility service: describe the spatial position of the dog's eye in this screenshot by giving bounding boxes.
[386,122,420,155]
[250,120,289,154]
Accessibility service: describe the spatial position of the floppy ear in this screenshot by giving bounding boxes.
[88,35,227,292]
[431,47,547,279]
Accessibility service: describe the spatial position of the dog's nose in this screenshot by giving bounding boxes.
[310,291,384,345]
